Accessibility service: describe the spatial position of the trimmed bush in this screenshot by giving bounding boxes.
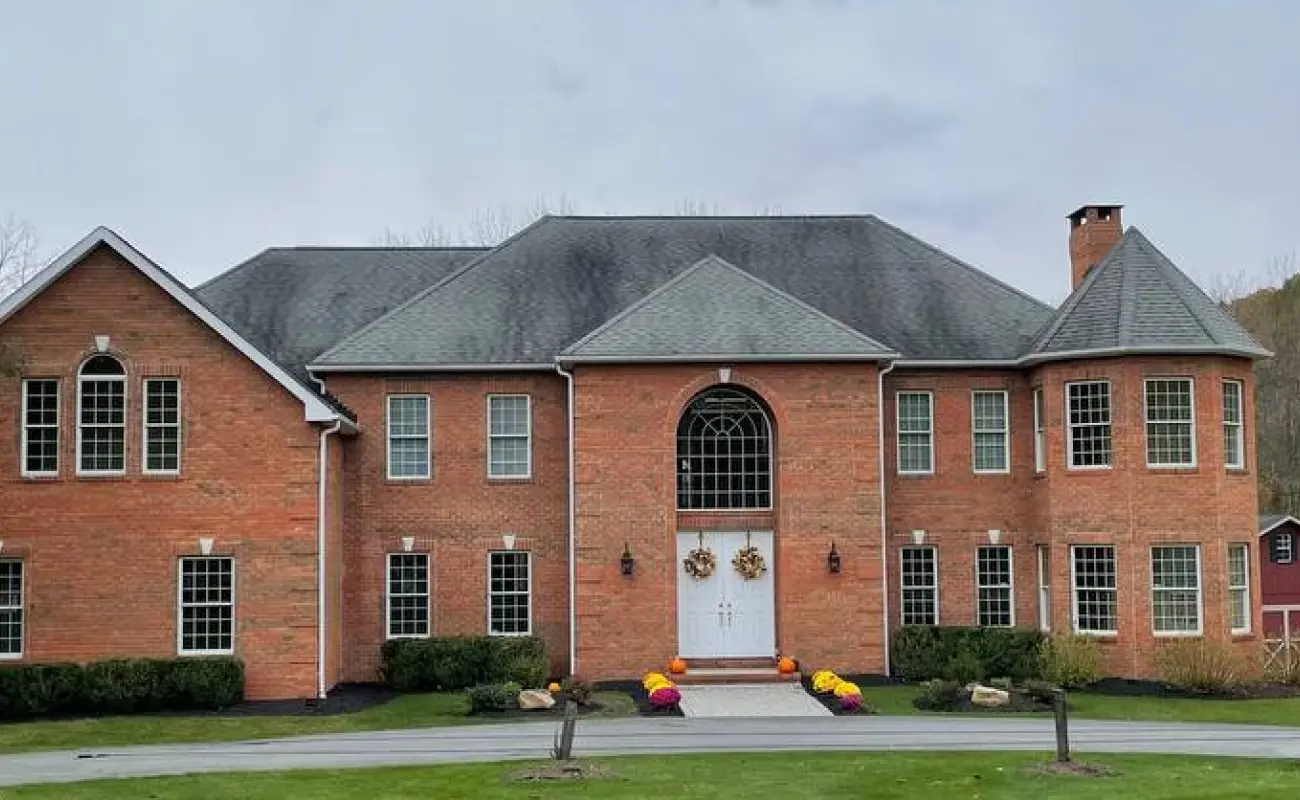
[1157,639,1243,695]
[892,627,1045,682]
[466,681,521,713]
[380,636,548,692]
[0,657,243,721]
[913,679,963,711]
[1038,633,1103,689]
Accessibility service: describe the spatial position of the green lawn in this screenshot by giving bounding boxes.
[7,752,1300,799]
[863,684,1300,727]
[0,692,634,755]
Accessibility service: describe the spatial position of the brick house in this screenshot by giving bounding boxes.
[0,205,1270,699]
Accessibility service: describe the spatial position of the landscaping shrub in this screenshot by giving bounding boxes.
[1157,639,1243,695]
[1019,678,1060,704]
[165,657,245,709]
[466,681,521,713]
[0,657,243,721]
[1038,633,1103,688]
[379,636,548,692]
[892,627,1044,682]
[560,675,593,706]
[913,679,963,711]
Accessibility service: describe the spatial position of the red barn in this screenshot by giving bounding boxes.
[1260,513,1300,640]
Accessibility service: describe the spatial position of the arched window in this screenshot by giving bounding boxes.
[676,388,772,510]
[78,354,126,474]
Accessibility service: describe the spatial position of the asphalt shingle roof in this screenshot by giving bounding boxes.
[1260,513,1297,534]
[313,215,1055,367]
[195,246,486,380]
[1026,228,1270,361]
[561,254,898,361]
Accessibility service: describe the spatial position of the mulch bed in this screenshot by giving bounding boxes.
[1083,677,1300,700]
[138,683,399,719]
[511,761,617,782]
[799,674,881,716]
[1030,760,1116,778]
[470,692,625,721]
[593,680,684,717]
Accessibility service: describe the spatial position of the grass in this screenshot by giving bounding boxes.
[6,752,1300,798]
[863,684,1300,727]
[0,691,634,755]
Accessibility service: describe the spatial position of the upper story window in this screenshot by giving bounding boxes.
[1222,380,1244,469]
[143,378,181,474]
[676,388,772,510]
[487,395,532,479]
[387,395,430,480]
[21,379,59,477]
[971,390,1009,473]
[1145,378,1195,468]
[77,355,126,475]
[1274,531,1295,564]
[1032,387,1045,473]
[1066,381,1111,469]
[896,391,934,475]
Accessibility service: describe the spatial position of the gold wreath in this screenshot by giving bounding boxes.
[683,546,717,579]
[732,544,767,580]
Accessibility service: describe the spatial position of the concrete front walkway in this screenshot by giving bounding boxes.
[678,683,832,717]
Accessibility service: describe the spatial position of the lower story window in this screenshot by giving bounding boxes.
[977,545,1013,627]
[0,560,22,658]
[1151,545,1202,635]
[1071,545,1117,634]
[489,551,531,635]
[900,546,937,626]
[1228,544,1251,634]
[178,557,235,655]
[387,553,430,639]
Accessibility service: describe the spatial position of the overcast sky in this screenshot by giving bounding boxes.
[2,0,1298,302]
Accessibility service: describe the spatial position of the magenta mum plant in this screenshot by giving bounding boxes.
[649,685,681,708]
[839,693,862,711]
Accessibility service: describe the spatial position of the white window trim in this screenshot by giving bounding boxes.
[899,546,939,625]
[975,544,1015,626]
[486,394,533,480]
[385,552,431,640]
[1277,532,1294,564]
[76,361,127,477]
[487,550,533,636]
[1150,544,1203,637]
[1144,377,1197,469]
[386,394,431,481]
[20,378,59,478]
[0,559,24,660]
[1223,379,1245,470]
[1070,544,1118,636]
[1032,387,1045,474]
[1036,544,1051,632]
[971,390,1010,474]
[176,556,236,656]
[1065,380,1112,471]
[142,378,182,476]
[896,391,935,476]
[1228,543,1251,635]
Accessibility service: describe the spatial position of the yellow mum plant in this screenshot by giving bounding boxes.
[547,682,561,694]
[642,672,668,691]
[812,671,840,694]
[833,681,861,698]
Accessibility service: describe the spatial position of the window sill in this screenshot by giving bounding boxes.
[1226,468,1251,476]
[1145,466,1200,475]
[20,473,60,482]
[1062,468,1113,477]
[385,478,433,486]
[486,476,535,486]
[1153,632,1204,639]
[896,472,934,479]
[75,473,128,482]
[143,472,183,481]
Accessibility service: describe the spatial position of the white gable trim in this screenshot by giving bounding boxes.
[0,226,340,424]
[1260,516,1300,537]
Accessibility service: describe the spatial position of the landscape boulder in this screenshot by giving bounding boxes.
[969,684,1010,708]
[518,689,556,711]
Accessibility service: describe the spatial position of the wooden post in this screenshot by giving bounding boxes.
[555,699,577,761]
[1052,688,1070,763]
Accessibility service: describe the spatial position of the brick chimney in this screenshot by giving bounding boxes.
[1067,204,1123,288]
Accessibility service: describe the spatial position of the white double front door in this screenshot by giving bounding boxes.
[676,531,776,659]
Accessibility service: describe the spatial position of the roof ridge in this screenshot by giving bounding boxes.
[541,213,881,221]
[267,245,492,252]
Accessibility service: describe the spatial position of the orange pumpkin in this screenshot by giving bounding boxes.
[777,656,797,674]
[669,657,688,675]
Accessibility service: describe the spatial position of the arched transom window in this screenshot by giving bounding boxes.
[78,354,126,474]
[676,388,772,510]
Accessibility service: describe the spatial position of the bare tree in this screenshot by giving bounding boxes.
[0,215,41,374]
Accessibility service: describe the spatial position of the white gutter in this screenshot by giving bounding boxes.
[877,359,897,676]
[316,418,343,699]
[555,363,578,675]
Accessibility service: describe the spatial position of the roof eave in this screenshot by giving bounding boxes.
[308,362,557,373]
[1020,344,1273,367]
[557,352,899,365]
[1260,516,1300,536]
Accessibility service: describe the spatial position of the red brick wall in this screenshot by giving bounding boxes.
[0,245,324,700]
[327,372,569,683]
[571,363,885,680]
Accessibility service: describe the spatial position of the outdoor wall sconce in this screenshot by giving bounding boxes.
[827,541,841,574]
[620,543,635,576]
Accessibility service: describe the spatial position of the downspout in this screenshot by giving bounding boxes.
[555,363,578,676]
[878,359,897,676]
[317,418,342,699]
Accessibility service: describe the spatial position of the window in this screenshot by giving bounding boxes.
[1066,381,1111,468]
[900,547,937,625]
[972,391,1009,473]
[1223,380,1244,469]
[487,395,532,479]
[178,557,235,655]
[1228,544,1251,634]
[896,392,934,475]
[676,388,772,509]
[1145,378,1195,467]
[1036,545,1051,632]
[387,553,430,639]
[387,395,430,480]
[143,378,181,474]
[1071,545,1117,634]
[21,379,59,476]
[1151,545,1202,635]
[77,355,126,474]
[0,560,22,659]
[488,551,531,635]
[1033,388,1045,473]
[1274,532,1294,564]
[977,545,1014,626]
